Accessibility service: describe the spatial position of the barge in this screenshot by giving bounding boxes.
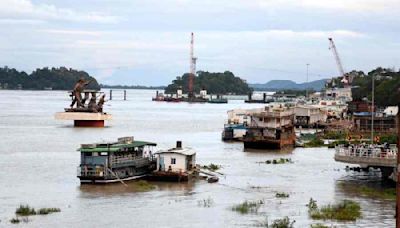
[243,105,296,149]
[77,136,157,184]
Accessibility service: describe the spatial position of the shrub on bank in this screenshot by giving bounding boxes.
[308,199,361,221]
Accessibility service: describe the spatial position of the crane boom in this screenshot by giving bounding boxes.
[328,38,345,76]
[328,38,350,85]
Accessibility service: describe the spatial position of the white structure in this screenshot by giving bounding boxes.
[294,105,327,126]
[324,87,352,101]
[248,104,294,129]
[384,106,399,116]
[177,88,183,98]
[316,99,348,119]
[199,89,207,99]
[155,141,196,173]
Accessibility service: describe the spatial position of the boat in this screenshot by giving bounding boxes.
[146,141,198,182]
[242,104,296,149]
[208,98,228,104]
[222,109,251,141]
[207,176,219,183]
[208,94,228,104]
[77,136,157,184]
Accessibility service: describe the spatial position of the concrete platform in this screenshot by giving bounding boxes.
[55,112,112,127]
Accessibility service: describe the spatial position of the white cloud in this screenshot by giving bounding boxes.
[43,29,103,37]
[0,0,118,23]
[299,0,400,12]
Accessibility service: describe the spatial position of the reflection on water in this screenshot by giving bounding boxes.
[0,90,395,227]
[79,181,196,197]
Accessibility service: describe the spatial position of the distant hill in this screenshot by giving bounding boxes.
[165,71,252,95]
[0,66,100,90]
[250,79,327,91]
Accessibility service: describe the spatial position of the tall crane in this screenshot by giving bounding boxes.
[328,38,350,86]
[188,32,197,98]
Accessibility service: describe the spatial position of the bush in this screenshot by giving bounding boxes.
[308,199,361,221]
[10,217,20,224]
[304,138,325,148]
[38,208,61,215]
[15,205,36,216]
[202,163,221,171]
[269,217,295,228]
[232,200,264,214]
[275,192,289,198]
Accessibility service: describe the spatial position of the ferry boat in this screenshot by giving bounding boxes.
[242,105,296,149]
[77,136,157,184]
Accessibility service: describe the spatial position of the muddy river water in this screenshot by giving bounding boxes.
[0,89,395,227]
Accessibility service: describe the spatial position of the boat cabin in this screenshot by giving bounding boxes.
[154,141,196,173]
[77,136,157,184]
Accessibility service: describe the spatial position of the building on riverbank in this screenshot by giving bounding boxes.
[294,105,327,128]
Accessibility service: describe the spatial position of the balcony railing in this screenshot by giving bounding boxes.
[335,145,397,160]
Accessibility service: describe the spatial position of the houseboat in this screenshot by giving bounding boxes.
[147,141,197,182]
[222,109,252,141]
[77,136,157,184]
[243,105,296,149]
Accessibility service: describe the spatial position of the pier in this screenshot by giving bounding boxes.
[334,145,398,178]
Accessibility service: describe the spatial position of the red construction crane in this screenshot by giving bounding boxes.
[328,38,350,86]
[188,32,197,98]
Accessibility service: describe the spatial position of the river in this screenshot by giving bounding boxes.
[0,89,395,227]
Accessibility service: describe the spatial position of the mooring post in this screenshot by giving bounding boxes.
[124,90,126,100]
[110,90,112,100]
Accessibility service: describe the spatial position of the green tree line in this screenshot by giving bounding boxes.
[0,66,100,90]
[351,67,400,107]
[164,71,252,95]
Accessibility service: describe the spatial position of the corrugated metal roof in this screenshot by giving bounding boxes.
[79,141,156,153]
[154,147,196,156]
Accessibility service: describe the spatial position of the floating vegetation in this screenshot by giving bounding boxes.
[338,182,396,200]
[275,192,289,198]
[308,198,361,221]
[310,224,329,228]
[15,205,36,216]
[259,158,292,165]
[38,208,61,215]
[135,180,156,191]
[202,163,221,172]
[197,197,214,208]
[9,218,20,224]
[256,216,295,228]
[304,138,325,148]
[231,200,264,214]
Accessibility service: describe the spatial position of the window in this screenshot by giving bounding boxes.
[171,158,176,164]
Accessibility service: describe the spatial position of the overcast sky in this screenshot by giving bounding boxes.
[1,0,399,85]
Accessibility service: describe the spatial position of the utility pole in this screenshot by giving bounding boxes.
[396,98,400,228]
[306,63,310,98]
[371,74,374,144]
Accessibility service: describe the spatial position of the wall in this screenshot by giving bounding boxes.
[157,153,187,172]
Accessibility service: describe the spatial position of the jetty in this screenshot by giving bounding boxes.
[335,144,398,179]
